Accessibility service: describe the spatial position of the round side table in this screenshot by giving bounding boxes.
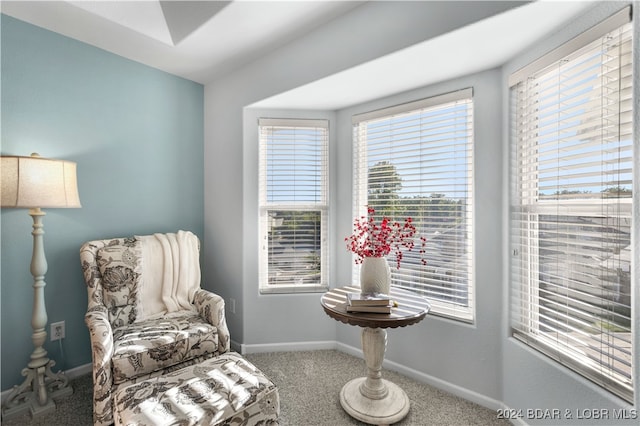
[321,286,430,425]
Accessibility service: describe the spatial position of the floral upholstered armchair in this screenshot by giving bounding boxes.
[80,231,230,426]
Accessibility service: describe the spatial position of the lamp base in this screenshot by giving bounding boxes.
[1,358,73,420]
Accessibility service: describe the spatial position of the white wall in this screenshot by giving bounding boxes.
[500,2,640,423]
[204,0,519,353]
[204,0,639,421]
[334,68,505,405]
[241,107,338,349]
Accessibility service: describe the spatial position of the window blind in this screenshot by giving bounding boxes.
[353,89,474,322]
[258,118,329,293]
[510,8,634,402]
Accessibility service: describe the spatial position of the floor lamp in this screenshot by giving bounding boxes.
[1,153,81,419]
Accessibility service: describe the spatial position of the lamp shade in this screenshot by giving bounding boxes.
[1,153,81,208]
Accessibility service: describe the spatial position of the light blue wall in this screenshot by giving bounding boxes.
[0,15,204,391]
[3,0,636,419]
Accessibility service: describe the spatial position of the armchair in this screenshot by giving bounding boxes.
[80,231,230,426]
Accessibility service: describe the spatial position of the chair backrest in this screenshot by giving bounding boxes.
[80,231,202,328]
[80,237,143,328]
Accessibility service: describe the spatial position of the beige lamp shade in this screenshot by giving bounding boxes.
[1,153,81,208]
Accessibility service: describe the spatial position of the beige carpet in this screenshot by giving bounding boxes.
[245,350,507,426]
[1,349,508,425]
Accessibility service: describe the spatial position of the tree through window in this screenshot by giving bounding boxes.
[352,89,474,322]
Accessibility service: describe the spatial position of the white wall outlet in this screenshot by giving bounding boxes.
[51,321,65,341]
[229,298,236,314]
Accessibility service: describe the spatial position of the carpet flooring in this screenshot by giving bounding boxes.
[1,350,508,425]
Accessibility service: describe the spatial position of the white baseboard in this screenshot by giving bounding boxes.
[1,343,509,419]
[381,354,503,411]
[333,341,503,411]
[230,339,243,353]
[64,362,92,380]
[243,340,505,413]
[241,340,338,355]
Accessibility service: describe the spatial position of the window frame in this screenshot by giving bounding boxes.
[351,89,475,322]
[509,6,634,403]
[258,118,330,294]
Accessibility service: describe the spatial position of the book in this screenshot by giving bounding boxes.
[347,292,391,307]
[346,303,393,314]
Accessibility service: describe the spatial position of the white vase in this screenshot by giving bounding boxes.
[360,257,391,295]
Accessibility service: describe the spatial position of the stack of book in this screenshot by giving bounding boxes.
[346,292,394,314]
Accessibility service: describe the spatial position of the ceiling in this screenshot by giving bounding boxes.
[2,1,594,110]
[1,0,364,84]
[255,1,595,109]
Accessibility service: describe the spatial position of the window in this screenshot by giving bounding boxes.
[258,118,329,293]
[352,89,474,322]
[510,7,633,402]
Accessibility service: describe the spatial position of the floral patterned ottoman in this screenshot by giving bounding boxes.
[113,352,279,425]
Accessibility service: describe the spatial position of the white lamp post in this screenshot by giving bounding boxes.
[1,153,81,419]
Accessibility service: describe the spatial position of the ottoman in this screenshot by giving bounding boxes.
[113,352,279,426]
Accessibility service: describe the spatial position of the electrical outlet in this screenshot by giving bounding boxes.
[51,321,65,341]
[229,298,236,314]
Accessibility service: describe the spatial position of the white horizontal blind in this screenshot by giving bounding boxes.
[353,89,474,321]
[258,118,329,293]
[510,10,634,402]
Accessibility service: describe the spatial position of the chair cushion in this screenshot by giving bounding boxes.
[113,352,279,426]
[112,311,220,384]
[97,238,142,327]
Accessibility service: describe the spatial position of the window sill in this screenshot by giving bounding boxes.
[260,284,329,295]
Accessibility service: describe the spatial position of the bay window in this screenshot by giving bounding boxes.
[352,89,474,322]
[510,7,634,402]
[258,118,329,293]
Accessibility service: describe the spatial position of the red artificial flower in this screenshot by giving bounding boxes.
[345,206,427,269]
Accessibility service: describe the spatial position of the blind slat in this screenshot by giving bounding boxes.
[353,91,474,322]
[508,6,632,86]
[510,15,633,402]
[259,120,329,292]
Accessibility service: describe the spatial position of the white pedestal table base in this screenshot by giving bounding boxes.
[320,287,430,425]
[339,327,410,425]
[340,377,410,425]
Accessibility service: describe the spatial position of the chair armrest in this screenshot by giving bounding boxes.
[80,240,108,312]
[193,289,231,354]
[85,305,115,426]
